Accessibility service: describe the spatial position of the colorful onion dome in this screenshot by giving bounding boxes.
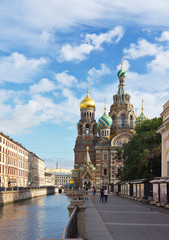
[80,91,96,109]
[117,68,127,78]
[135,99,149,124]
[117,56,127,78]
[135,112,149,124]
[98,107,112,127]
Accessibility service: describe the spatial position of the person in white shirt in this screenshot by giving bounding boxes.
[104,186,108,202]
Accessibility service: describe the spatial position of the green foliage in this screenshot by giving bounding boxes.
[121,117,162,181]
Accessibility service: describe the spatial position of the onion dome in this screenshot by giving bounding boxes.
[98,106,112,127]
[135,99,149,124]
[117,57,127,78]
[80,91,96,109]
[69,178,74,185]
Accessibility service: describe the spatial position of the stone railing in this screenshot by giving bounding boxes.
[62,205,78,238]
[61,195,87,239]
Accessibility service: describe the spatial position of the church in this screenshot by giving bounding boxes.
[72,59,148,188]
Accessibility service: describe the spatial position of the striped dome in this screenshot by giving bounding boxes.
[117,68,127,78]
[98,111,112,127]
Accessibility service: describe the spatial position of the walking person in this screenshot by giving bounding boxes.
[100,186,104,202]
[104,186,108,202]
[92,186,96,200]
[84,184,89,200]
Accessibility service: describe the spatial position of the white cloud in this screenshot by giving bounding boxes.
[156,31,169,42]
[147,49,169,74]
[124,39,160,59]
[87,64,111,83]
[30,78,56,94]
[59,26,124,62]
[55,70,78,87]
[0,52,47,83]
[116,59,131,71]
[0,87,81,135]
[85,26,124,49]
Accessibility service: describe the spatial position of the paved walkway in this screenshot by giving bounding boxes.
[85,195,113,240]
[85,193,169,240]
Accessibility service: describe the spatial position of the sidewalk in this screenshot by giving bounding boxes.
[87,193,169,240]
[85,195,113,240]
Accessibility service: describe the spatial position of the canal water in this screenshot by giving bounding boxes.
[0,193,71,240]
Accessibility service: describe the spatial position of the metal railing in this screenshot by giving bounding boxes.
[0,186,56,192]
[62,206,78,239]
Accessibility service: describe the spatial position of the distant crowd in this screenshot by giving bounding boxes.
[83,184,109,202]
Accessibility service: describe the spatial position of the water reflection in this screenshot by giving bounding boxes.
[0,194,70,240]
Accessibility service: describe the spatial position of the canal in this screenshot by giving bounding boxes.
[0,193,71,240]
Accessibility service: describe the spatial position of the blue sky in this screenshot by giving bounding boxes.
[0,0,169,169]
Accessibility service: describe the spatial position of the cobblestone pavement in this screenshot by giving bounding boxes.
[90,194,169,240]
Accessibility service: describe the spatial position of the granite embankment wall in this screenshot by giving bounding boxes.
[0,187,62,205]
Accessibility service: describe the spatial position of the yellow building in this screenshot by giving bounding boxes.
[157,100,169,177]
[45,168,71,174]
[44,172,55,186]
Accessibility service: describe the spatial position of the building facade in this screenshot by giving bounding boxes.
[28,152,45,187]
[54,172,72,186]
[0,133,29,187]
[74,60,136,188]
[44,172,55,186]
[157,100,169,177]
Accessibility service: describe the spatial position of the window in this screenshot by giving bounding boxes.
[121,114,125,127]
[86,125,89,135]
[113,115,116,126]
[104,169,107,176]
[130,115,133,127]
[104,154,107,161]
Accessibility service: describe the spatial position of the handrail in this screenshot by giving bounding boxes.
[62,205,78,239]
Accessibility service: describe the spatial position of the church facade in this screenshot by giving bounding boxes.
[73,61,136,188]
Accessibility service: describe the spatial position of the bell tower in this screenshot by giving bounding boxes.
[74,83,97,167]
[109,57,135,135]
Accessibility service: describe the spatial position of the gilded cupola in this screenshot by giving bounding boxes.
[80,91,96,109]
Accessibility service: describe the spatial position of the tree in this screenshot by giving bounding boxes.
[121,117,162,181]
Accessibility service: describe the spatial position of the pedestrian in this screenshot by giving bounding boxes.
[104,186,108,202]
[92,186,96,200]
[84,184,89,200]
[100,186,104,202]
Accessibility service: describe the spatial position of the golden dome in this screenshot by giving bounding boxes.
[69,178,74,185]
[80,91,96,109]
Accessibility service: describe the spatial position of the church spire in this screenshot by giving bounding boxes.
[141,99,144,113]
[117,57,127,99]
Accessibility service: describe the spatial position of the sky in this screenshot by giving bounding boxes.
[0,0,169,169]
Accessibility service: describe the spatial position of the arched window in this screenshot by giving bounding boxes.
[102,130,104,136]
[86,125,89,135]
[113,115,116,126]
[130,115,133,127]
[121,114,125,127]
